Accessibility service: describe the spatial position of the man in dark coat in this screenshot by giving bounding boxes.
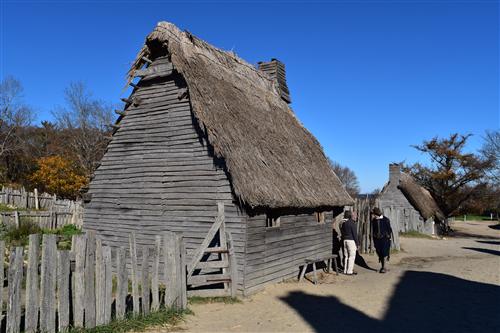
[371,207,392,273]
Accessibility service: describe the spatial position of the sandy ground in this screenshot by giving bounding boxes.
[158,221,500,333]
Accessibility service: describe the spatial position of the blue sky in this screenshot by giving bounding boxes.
[1,0,498,192]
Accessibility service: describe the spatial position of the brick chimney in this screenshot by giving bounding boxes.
[258,59,291,104]
[389,163,401,185]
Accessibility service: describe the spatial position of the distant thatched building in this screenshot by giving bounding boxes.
[378,164,444,235]
[83,22,352,295]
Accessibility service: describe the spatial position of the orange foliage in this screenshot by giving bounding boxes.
[30,156,87,199]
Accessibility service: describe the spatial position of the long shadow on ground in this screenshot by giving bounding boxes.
[280,271,500,333]
[476,240,500,246]
[462,247,500,256]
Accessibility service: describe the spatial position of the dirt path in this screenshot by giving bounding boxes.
[164,221,500,332]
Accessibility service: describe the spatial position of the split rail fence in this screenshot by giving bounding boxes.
[0,230,186,333]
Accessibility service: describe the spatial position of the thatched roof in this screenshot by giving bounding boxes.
[398,173,445,222]
[127,22,352,209]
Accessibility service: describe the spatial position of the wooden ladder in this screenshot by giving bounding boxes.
[187,202,238,297]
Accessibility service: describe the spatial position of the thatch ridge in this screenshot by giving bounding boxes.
[128,22,352,209]
[398,173,445,222]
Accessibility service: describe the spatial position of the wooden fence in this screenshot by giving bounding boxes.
[351,196,400,252]
[1,231,186,333]
[353,196,376,254]
[0,186,83,228]
[0,210,78,229]
[0,186,82,212]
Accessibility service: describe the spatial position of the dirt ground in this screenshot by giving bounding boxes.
[162,220,500,333]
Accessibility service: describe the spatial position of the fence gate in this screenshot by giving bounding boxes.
[187,202,238,297]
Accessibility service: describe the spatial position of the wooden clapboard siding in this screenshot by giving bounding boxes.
[243,211,333,295]
[84,57,247,293]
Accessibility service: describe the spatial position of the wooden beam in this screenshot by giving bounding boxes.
[106,124,120,130]
[129,82,137,88]
[187,202,225,278]
[142,56,153,64]
[121,98,132,104]
[114,110,126,116]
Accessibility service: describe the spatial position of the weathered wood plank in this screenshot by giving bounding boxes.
[227,232,238,298]
[40,235,57,333]
[57,250,71,332]
[187,289,230,297]
[103,246,113,324]
[164,231,177,308]
[116,247,127,320]
[141,246,150,314]
[151,235,161,311]
[84,230,97,328]
[6,247,23,333]
[25,234,40,333]
[129,232,140,314]
[179,237,187,309]
[72,234,87,327]
[95,239,105,325]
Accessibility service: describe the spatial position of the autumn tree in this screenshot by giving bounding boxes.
[328,159,360,198]
[53,82,113,176]
[30,156,87,199]
[405,133,493,217]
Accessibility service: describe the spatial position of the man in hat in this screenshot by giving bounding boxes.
[340,210,358,275]
[371,207,392,273]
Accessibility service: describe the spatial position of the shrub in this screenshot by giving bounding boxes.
[30,156,87,200]
[0,220,41,247]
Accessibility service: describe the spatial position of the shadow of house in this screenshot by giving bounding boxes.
[280,271,500,333]
[462,247,500,256]
[476,240,500,245]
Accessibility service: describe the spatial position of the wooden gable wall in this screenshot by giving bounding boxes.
[83,57,246,292]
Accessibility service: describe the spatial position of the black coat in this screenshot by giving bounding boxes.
[372,216,392,258]
[372,216,392,239]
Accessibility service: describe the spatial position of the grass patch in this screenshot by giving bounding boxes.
[42,224,83,249]
[188,296,241,305]
[0,220,42,247]
[0,222,83,249]
[67,307,190,333]
[0,203,26,212]
[400,231,434,239]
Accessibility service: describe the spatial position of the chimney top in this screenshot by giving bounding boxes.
[389,163,401,184]
[257,59,291,104]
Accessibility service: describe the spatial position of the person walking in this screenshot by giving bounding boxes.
[340,210,358,275]
[371,207,392,273]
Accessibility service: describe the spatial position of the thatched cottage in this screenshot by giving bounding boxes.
[378,164,444,235]
[83,22,352,295]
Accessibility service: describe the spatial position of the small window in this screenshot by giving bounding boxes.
[315,212,325,224]
[266,215,281,228]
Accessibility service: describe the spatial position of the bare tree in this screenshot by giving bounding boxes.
[53,82,114,176]
[0,76,34,160]
[480,130,499,183]
[328,158,360,198]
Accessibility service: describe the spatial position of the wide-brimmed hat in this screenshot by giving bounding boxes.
[371,207,382,216]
